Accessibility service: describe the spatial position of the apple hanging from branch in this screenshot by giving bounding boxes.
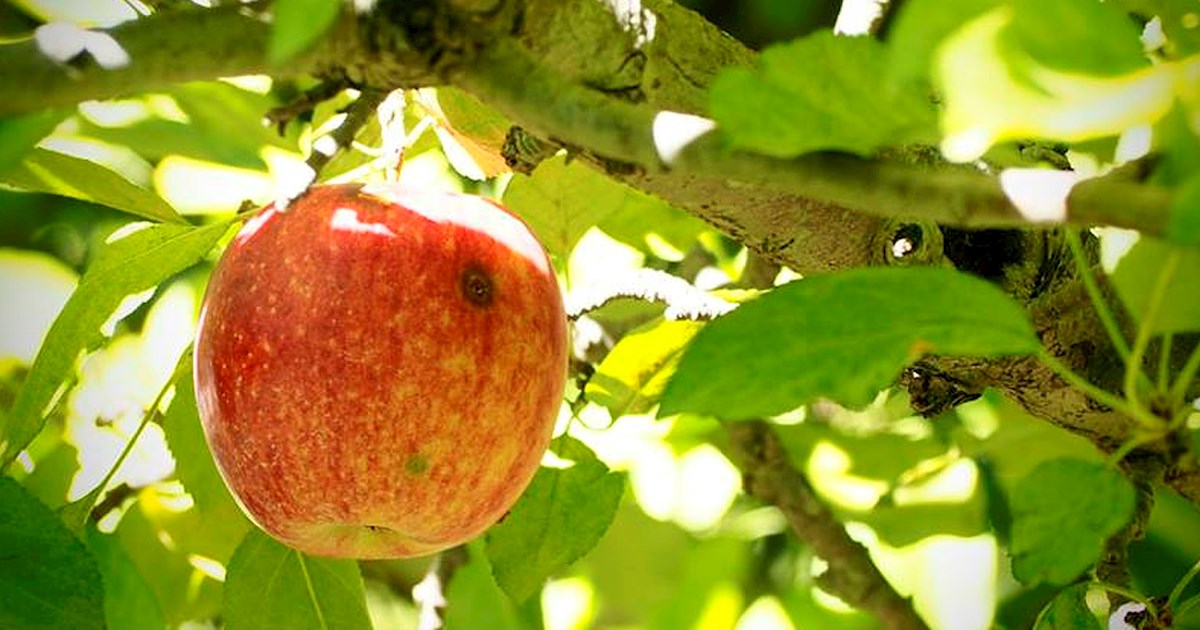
[193,183,568,559]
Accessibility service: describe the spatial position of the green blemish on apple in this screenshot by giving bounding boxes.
[405,453,430,476]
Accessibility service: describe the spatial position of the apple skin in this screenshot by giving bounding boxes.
[193,183,567,559]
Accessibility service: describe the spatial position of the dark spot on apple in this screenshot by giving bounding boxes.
[364,524,395,534]
[460,264,493,307]
[405,453,430,476]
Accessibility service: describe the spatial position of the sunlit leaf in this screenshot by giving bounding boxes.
[709,31,937,157]
[115,487,228,623]
[586,318,704,417]
[224,528,372,630]
[486,437,624,603]
[660,267,1039,419]
[86,527,165,630]
[503,154,655,258]
[935,7,1195,161]
[1,147,184,223]
[0,109,69,175]
[0,477,104,630]
[424,87,512,179]
[1009,458,1135,585]
[1110,236,1200,333]
[886,0,1002,84]
[1033,583,1102,630]
[1,218,234,470]
[444,544,523,630]
[269,0,342,64]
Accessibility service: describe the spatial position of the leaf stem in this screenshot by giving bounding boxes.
[1169,557,1200,611]
[1169,340,1200,407]
[1159,333,1174,394]
[1124,250,1180,424]
[1065,230,1131,362]
[1036,350,1158,429]
[74,346,192,520]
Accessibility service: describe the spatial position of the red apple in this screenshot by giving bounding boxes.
[193,183,567,558]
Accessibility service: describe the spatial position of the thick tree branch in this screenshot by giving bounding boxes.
[0,5,279,112]
[726,420,929,630]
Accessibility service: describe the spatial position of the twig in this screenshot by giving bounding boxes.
[725,420,929,630]
[306,88,390,176]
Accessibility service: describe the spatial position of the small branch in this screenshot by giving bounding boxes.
[306,87,390,176]
[89,482,136,523]
[725,420,929,630]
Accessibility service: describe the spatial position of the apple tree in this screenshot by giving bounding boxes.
[1,0,1199,628]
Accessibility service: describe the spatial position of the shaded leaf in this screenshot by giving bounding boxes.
[444,544,523,630]
[1167,172,1200,248]
[1033,583,1102,630]
[86,527,165,630]
[660,267,1039,419]
[1006,0,1147,77]
[0,477,104,630]
[224,528,372,630]
[502,154,650,258]
[1110,236,1200,334]
[0,109,69,175]
[270,0,342,64]
[1,218,234,470]
[586,318,704,417]
[161,361,243,515]
[486,437,624,603]
[1010,458,1136,585]
[1,147,184,223]
[709,31,937,157]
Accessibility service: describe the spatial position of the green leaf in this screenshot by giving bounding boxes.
[1168,174,1200,247]
[597,195,709,258]
[0,147,184,223]
[1010,458,1136,585]
[1109,236,1200,334]
[502,154,644,258]
[486,437,625,603]
[86,527,165,630]
[886,0,1002,84]
[586,318,704,417]
[709,31,937,158]
[0,477,105,630]
[1033,583,1102,630]
[1005,0,1148,77]
[270,0,342,64]
[0,109,69,175]
[1,218,234,470]
[224,528,373,630]
[660,267,1040,419]
[168,82,294,154]
[444,544,523,630]
[162,361,244,516]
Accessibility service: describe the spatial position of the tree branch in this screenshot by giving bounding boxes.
[726,420,929,630]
